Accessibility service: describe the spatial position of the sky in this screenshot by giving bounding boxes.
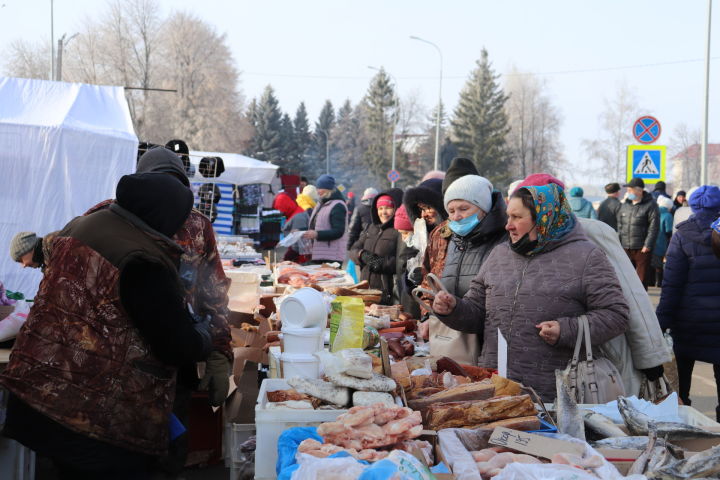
[0,0,718,191]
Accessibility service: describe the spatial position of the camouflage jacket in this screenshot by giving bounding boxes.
[86,200,232,360]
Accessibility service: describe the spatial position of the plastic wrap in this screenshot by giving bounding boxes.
[330,297,365,351]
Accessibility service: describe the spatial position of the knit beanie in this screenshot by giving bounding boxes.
[689,185,720,214]
[605,183,621,194]
[517,173,565,191]
[376,195,395,208]
[302,185,320,203]
[296,193,316,211]
[442,158,480,195]
[361,187,378,201]
[136,147,190,187]
[443,175,493,213]
[316,174,336,190]
[10,232,38,262]
[394,205,413,231]
[569,187,584,198]
[421,170,446,182]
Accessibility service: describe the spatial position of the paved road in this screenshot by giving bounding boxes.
[648,287,717,422]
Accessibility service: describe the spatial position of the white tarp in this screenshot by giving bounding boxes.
[189,150,278,186]
[0,77,137,298]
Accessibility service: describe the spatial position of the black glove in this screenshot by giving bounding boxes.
[641,365,665,381]
[199,350,232,407]
[408,267,423,286]
[190,310,213,359]
[360,250,374,266]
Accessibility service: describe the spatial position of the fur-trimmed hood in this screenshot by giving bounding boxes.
[403,178,447,223]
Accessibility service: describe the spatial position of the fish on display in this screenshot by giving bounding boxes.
[581,409,628,439]
[555,369,585,441]
[645,444,678,474]
[617,397,720,441]
[628,428,657,476]
[592,436,685,459]
[646,443,720,479]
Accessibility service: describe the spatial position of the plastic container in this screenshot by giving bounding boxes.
[280,326,323,354]
[280,352,320,379]
[254,379,347,480]
[279,287,326,328]
[226,271,260,297]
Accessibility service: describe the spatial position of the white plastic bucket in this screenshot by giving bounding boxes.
[280,353,320,379]
[281,326,324,354]
[279,287,326,328]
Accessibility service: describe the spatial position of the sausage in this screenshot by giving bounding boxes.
[436,357,470,377]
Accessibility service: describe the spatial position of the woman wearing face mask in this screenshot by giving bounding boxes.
[350,188,404,305]
[432,182,629,401]
[424,174,508,365]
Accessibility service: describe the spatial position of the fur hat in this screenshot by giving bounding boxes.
[442,158,480,195]
[403,178,447,222]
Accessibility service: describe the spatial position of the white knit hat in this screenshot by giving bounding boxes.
[656,196,674,210]
[443,175,493,213]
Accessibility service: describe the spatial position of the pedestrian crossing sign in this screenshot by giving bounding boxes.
[626,145,666,184]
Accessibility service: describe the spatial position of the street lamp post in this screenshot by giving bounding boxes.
[700,0,713,185]
[317,129,330,175]
[410,35,443,171]
[368,66,399,187]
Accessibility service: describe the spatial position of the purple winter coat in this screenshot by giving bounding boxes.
[438,223,629,401]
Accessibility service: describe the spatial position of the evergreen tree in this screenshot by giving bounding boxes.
[333,99,363,189]
[361,69,396,184]
[278,113,295,171]
[451,49,510,185]
[310,100,336,179]
[252,85,283,164]
[243,98,259,157]
[293,102,312,175]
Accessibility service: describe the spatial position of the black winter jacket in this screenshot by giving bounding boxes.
[441,192,508,298]
[349,189,404,305]
[347,201,373,249]
[598,196,621,231]
[617,191,660,250]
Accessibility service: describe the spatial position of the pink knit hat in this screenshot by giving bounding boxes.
[393,205,413,231]
[517,173,565,191]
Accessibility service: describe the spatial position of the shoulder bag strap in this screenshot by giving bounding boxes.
[580,315,600,403]
[568,316,585,400]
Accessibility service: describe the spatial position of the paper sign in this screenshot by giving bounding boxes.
[498,328,507,378]
[489,427,584,459]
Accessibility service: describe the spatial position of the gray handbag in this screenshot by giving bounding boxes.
[567,315,626,404]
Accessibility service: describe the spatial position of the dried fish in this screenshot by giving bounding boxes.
[581,409,628,439]
[617,397,720,441]
[592,436,685,459]
[646,443,720,479]
[555,369,585,441]
[628,428,657,475]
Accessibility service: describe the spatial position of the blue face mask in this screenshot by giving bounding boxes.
[627,193,637,201]
[449,214,481,236]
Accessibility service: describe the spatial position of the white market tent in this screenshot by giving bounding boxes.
[0,77,138,298]
[188,150,278,186]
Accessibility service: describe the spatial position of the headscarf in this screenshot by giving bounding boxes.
[520,183,576,255]
[273,192,304,220]
[296,193,316,211]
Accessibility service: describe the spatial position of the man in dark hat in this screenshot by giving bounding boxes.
[1,172,212,478]
[617,177,660,287]
[84,147,233,475]
[652,180,672,202]
[598,182,622,231]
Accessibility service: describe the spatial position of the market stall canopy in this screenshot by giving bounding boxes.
[189,150,277,186]
[0,77,137,298]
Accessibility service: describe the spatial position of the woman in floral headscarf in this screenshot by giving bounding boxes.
[432,182,629,400]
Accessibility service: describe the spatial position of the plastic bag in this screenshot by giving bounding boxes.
[329,296,365,352]
[315,349,373,379]
[364,315,391,330]
[291,452,367,480]
[360,450,436,480]
[0,301,30,342]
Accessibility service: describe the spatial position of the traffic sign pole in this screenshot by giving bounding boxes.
[633,116,662,144]
[626,145,666,184]
[387,169,400,187]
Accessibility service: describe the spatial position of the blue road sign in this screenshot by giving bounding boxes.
[633,116,661,144]
[626,145,666,184]
[387,169,400,183]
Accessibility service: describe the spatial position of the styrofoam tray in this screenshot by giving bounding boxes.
[254,378,347,479]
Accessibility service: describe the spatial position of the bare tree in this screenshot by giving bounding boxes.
[3,39,49,79]
[582,82,641,183]
[504,68,564,179]
[670,123,702,191]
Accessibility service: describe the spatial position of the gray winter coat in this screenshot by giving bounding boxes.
[617,191,660,250]
[438,223,629,401]
[441,193,508,298]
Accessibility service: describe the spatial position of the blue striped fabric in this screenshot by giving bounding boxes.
[191,182,234,235]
